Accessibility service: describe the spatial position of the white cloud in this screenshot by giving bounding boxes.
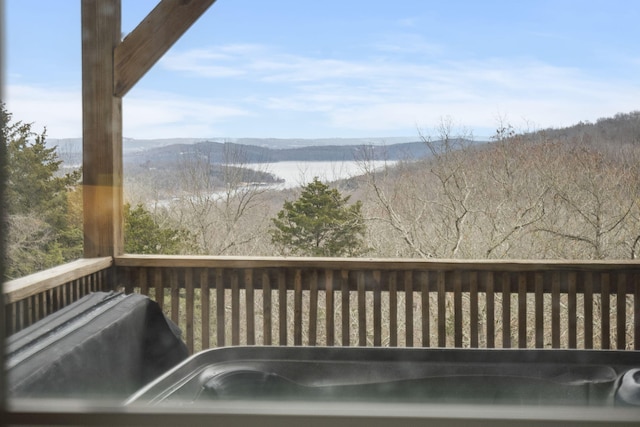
[160,44,264,78]
[124,90,251,138]
[5,84,251,139]
[7,42,640,139]
[5,84,82,138]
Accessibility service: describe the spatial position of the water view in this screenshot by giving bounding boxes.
[245,160,396,189]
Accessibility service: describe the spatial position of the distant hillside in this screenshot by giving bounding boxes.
[123,139,435,167]
[50,111,640,168]
[49,136,418,154]
[50,136,423,167]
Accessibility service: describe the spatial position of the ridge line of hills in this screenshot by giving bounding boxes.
[124,139,448,165]
[55,137,466,166]
[50,110,640,166]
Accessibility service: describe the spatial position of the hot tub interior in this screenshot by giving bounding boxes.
[127,346,640,407]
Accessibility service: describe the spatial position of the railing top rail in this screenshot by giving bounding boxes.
[115,254,640,272]
[3,257,113,303]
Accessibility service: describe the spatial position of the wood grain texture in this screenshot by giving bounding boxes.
[6,256,640,350]
[4,258,112,303]
[82,0,123,257]
[114,0,216,97]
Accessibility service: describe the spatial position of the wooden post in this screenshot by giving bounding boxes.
[81,0,216,258]
[82,0,123,258]
[114,0,217,97]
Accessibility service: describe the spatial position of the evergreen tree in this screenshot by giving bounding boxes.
[3,105,82,278]
[271,177,366,257]
[124,203,195,254]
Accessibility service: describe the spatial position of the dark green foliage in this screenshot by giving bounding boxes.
[3,105,83,279]
[124,203,195,254]
[271,177,366,257]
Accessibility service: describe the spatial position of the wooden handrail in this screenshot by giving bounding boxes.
[4,258,113,335]
[115,254,640,271]
[4,257,113,303]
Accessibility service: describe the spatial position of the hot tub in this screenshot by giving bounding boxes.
[126,346,640,407]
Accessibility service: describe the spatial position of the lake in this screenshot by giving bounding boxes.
[244,160,396,189]
[154,160,396,207]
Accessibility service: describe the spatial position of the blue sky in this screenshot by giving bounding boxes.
[5,0,640,140]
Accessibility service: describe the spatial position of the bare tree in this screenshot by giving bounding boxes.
[170,142,274,255]
[360,118,557,259]
[359,118,477,258]
[533,142,639,259]
[471,125,550,258]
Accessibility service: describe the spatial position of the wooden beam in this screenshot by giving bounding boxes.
[114,0,216,97]
[4,258,113,303]
[82,0,123,257]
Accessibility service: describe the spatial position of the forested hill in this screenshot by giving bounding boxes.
[123,139,439,166]
[528,111,640,150]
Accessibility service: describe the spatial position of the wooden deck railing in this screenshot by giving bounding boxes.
[4,255,640,353]
[114,255,640,354]
[4,257,113,335]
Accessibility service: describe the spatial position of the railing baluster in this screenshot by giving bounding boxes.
[486,272,495,348]
[25,296,36,326]
[139,267,148,296]
[48,288,55,315]
[358,271,367,346]
[325,270,334,346]
[341,270,350,346]
[185,268,194,354]
[534,272,544,348]
[24,298,31,328]
[601,273,610,350]
[200,269,210,349]
[245,269,255,346]
[61,282,68,308]
[32,294,40,325]
[154,268,164,312]
[405,271,414,347]
[76,277,83,302]
[16,300,24,331]
[263,270,272,346]
[294,269,303,346]
[518,273,527,348]
[551,272,560,348]
[6,303,15,336]
[454,270,462,348]
[170,269,179,325]
[389,271,398,347]
[437,271,446,347]
[469,271,478,348]
[37,292,46,320]
[309,270,318,346]
[231,271,240,346]
[91,273,96,293]
[43,289,51,318]
[82,275,89,297]
[568,272,577,349]
[74,278,80,300]
[373,271,382,347]
[215,269,225,347]
[278,270,287,346]
[421,271,430,348]
[502,272,511,348]
[69,280,76,304]
[617,272,626,350]
[584,271,594,349]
